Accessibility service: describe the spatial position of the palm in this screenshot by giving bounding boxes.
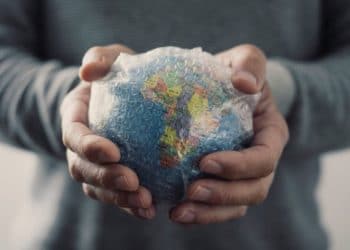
[61,82,90,127]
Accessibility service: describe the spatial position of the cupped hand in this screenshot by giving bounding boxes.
[60,44,155,219]
[170,45,289,224]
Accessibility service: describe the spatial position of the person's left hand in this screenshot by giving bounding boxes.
[169,45,289,225]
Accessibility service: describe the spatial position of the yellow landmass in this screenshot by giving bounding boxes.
[160,126,177,146]
[187,93,208,119]
[144,75,159,89]
[167,84,182,98]
[160,126,195,160]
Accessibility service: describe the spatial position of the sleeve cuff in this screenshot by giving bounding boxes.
[266,60,296,117]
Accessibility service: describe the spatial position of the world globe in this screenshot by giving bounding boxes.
[89,47,259,203]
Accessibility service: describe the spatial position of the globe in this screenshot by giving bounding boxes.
[89,47,258,203]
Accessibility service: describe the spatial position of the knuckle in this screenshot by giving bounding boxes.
[274,120,289,143]
[80,134,100,161]
[237,206,248,217]
[112,44,124,52]
[253,182,269,205]
[110,192,120,205]
[82,184,96,200]
[217,188,235,205]
[87,46,104,56]
[68,159,84,182]
[59,98,69,118]
[62,131,69,147]
[62,126,73,148]
[279,119,290,144]
[263,158,275,176]
[261,147,276,176]
[283,126,290,144]
[273,118,290,145]
[136,192,148,208]
[111,44,133,55]
[95,167,110,188]
[256,191,268,204]
[114,192,128,206]
[241,44,265,58]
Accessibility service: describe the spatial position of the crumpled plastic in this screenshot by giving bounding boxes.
[89,47,260,203]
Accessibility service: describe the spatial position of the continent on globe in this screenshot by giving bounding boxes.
[89,47,260,202]
[141,70,221,168]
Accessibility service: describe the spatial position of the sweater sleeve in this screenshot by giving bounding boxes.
[0,0,79,160]
[279,0,350,157]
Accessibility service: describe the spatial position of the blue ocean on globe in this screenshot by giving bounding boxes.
[89,47,258,203]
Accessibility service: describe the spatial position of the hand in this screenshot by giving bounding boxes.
[60,44,156,219]
[170,45,289,224]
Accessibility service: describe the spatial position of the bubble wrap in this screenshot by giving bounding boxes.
[89,47,260,203]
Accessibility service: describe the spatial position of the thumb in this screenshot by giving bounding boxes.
[216,44,266,94]
[79,44,135,82]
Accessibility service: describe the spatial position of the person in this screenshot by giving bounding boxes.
[0,0,349,249]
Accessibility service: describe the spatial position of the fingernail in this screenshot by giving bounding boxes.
[234,71,257,86]
[191,186,212,201]
[175,210,195,223]
[201,160,222,174]
[115,176,129,190]
[138,208,154,219]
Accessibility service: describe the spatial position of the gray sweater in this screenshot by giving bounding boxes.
[1,0,350,249]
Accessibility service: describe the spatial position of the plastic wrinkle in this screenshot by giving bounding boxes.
[89,47,260,203]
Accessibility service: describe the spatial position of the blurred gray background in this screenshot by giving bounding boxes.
[0,143,349,250]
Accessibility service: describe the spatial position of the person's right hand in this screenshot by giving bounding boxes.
[60,44,156,219]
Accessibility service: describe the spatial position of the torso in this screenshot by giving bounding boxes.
[39,0,322,64]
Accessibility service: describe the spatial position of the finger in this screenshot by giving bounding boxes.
[170,202,247,225]
[120,207,156,220]
[126,187,153,209]
[67,150,138,191]
[59,82,91,119]
[82,183,152,208]
[80,44,134,82]
[82,184,156,219]
[62,121,120,163]
[60,83,121,164]
[186,174,274,206]
[134,206,157,220]
[199,111,288,180]
[216,44,266,94]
